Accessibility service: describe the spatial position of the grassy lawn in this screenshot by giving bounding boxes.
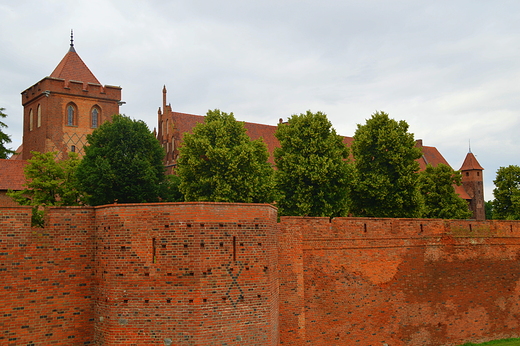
[459,338,520,346]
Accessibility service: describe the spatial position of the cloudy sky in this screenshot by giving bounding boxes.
[1,0,520,201]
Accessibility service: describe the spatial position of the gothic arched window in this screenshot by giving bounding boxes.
[29,109,33,131]
[67,104,77,126]
[37,104,41,128]
[91,107,100,128]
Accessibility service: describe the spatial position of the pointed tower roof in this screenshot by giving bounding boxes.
[49,32,100,84]
[460,152,484,171]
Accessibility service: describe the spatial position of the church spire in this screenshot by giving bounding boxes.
[69,29,76,53]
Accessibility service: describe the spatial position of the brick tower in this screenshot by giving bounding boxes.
[20,32,122,159]
[460,151,485,220]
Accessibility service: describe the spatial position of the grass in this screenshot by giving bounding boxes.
[458,338,520,346]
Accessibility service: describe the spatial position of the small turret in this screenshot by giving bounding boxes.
[460,151,485,220]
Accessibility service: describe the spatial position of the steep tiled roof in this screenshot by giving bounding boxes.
[459,152,484,171]
[0,159,28,191]
[50,46,100,84]
[416,144,472,200]
[417,145,451,171]
[9,145,24,160]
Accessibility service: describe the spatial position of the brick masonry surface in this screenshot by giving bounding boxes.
[1,203,278,346]
[279,217,520,346]
[1,203,520,345]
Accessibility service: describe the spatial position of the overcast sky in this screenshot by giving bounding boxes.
[2,0,520,201]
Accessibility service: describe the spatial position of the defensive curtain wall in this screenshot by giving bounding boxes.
[1,203,519,346]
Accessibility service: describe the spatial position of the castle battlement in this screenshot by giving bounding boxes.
[22,77,121,106]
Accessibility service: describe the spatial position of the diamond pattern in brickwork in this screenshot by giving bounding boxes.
[63,132,88,156]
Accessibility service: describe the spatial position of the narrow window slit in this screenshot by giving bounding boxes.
[152,238,156,263]
[233,236,236,262]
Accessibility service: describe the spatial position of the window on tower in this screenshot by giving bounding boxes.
[37,104,41,128]
[29,109,33,131]
[91,107,99,128]
[67,104,77,126]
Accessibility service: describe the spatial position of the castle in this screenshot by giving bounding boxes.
[0,37,485,219]
[1,37,519,346]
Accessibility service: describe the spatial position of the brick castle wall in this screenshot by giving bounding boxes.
[279,217,520,346]
[93,203,279,345]
[0,206,96,346]
[1,203,278,346]
[2,203,520,345]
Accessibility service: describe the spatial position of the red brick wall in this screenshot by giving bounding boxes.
[3,204,520,345]
[279,217,520,346]
[93,202,279,345]
[0,206,96,346]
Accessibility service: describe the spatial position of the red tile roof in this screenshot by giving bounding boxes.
[459,152,484,171]
[0,159,28,191]
[417,145,472,200]
[417,145,451,171]
[50,47,100,84]
[9,145,24,160]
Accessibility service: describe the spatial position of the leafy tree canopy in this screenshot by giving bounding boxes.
[418,163,472,219]
[492,165,520,220]
[160,174,184,202]
[0,107,15,159]
[274,110,351,217]
[351,111,423,218]
[485,200,494,220]
[7,151,84,226]
[177,109,274,203]
[76,114,165,206]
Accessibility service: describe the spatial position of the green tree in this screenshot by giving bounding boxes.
[492,165,520,220]
[176,109,274,203]
[351,111,423,218]
[160,175,184,202]
[7,151,84,226]
[274,110,351,217]
[76,114,165,206]
[417,163,472,219]
[485,200,494,220]
[0,107,15,159]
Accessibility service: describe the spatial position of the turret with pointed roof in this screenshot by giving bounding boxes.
[19,33,122,160]
[460,151,485,220]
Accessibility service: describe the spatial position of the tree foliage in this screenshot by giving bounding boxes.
[7,151,84,226]
[274,110,351,217]
[0,107,15,159]
[492,165,520,220]
[485,200,494,220]
[351,111,423,218]
[160,175,184,202]
[176,109,274,203]
[76,114,165,206]
[417,163,472,219]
